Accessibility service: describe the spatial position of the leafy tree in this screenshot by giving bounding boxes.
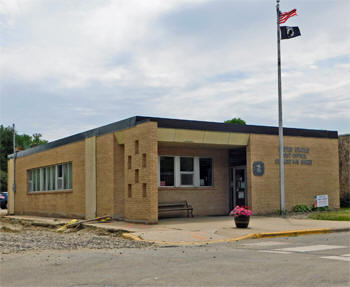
[31,133,48,147]
[0,125,48,191]
[224,118,246,125]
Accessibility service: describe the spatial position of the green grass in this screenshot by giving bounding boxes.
[309,208,350,221]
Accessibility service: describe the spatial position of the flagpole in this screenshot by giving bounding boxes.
[276,0,285,214]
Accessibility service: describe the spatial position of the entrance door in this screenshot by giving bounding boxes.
[232,167,247,207]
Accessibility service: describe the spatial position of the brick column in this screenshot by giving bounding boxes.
[123,121,158,223]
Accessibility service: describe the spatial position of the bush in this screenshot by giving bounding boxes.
[275,209,288,215]
[312,206,332,212]
[293,205,312,212]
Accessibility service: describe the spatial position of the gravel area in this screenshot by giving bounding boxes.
[0,219,152,254]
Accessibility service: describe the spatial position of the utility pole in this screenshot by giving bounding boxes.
[276,0,285,213]
[13,123,16,193]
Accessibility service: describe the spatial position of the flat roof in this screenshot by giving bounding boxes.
[8,116,338,159]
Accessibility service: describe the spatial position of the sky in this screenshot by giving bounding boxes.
[0,0,349,141]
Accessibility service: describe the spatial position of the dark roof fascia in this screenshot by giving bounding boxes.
[8,117,137,159]
[135,116,338,139]
[8,115,338,160]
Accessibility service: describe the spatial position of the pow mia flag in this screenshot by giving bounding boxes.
[280,26,301,40]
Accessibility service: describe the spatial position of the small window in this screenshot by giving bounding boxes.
[63,163,69,189]
[28,170,32,192]
[46,167,50,191]
[180,157,194,186]
[160,156,174,186]
[57,164,63,177]
[57,165,63,190]
[142,153,147,168]
[128,184,132,198]
[135,169,139,183]
[42,168,46,191]
[135,140,139,154]
[142,183,147,197]
[200,158,213,186]
[68,162,72,189]
[51,166,56,190]
[33,169,37,191]
[128,156,132,169]
[36,169,40,191]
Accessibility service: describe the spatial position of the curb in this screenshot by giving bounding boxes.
[122,228,350,246]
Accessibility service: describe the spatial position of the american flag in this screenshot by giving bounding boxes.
[279,9,297,24]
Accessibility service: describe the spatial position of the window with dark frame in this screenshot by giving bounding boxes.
[200,158,213,186]
[160,156,175,186]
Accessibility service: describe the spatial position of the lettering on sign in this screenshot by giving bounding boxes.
[253,161,264,176]
[314,195,328,208]
[275,146,312,166]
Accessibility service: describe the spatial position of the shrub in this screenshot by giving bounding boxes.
[312,206,332,212]
[293,205,312,212]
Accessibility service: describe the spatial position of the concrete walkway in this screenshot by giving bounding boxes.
[107,216,350,243]
[4,214,350,245]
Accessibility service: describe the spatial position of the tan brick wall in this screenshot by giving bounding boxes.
[11,141,85,218]
[114,140,125,219]
[158,146,229,216]
[85,136,97,219]
[249,134,340,213]
[123,121,158,223]
[96,134,114,217]
[338,135,350,200]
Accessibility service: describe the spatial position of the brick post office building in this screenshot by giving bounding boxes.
[7,116,340,223]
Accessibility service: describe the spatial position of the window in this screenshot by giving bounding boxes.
[57,164,63,190]
[200,158,212,186]
[180,157,194,186]
[28,170,32,192]
[142,153,147,168]
[160,156,175,186]
[27,162,72,192]
[68,162,72,189]
[128,156,132,169]
[135,169,139,183]
[128,184,132,198]
[135,140,139,154]
[143,183,147,198]
[159,156,213,187]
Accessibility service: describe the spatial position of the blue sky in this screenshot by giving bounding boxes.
[0,0,349,141]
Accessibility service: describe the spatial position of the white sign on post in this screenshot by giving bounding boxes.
[314,195,328,208]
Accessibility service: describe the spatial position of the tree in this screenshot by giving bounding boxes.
[224,118,246,125]
[0,125,48,192]
[31,133,48,147]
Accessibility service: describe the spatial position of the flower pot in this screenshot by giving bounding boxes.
[234,215,250,228]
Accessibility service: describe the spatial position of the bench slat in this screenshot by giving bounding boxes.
[158,201,194,217]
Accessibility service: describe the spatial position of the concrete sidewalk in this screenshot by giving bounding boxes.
[111,216,350,244]
[3,213,349,245]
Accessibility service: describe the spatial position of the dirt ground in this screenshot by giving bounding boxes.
[0,216,152,254]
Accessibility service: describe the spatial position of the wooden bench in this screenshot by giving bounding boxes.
[158,201,194,218]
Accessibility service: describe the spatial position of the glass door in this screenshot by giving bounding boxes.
[233,167,247,207]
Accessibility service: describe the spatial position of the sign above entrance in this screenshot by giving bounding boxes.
[275,146,312,166]
[253,161,264,176]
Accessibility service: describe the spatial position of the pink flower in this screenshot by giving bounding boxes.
[229,206,252,218]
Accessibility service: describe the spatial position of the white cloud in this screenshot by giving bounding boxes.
[0,0,349,140]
